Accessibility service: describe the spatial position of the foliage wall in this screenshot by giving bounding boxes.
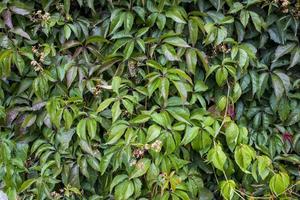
[0,0,300,199]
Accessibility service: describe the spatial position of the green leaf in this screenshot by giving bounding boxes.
[146,124,161,143]
[181,126,199,145]
[66,66,78,88]
[229,2,244,14]
[225,122,239,152]
[278,97,290,121]
[249,11,262,32]
[129,158,151,179]
[135,27,149,38]
[161,44,180,61]
[271,74,285,100]
[207,144,227,171]
[130,114,150,124]
[21,114,37,128]
[289,48,300,69]
[220,180,236,200]
[85,36,109,44]
[232,82,242,103]
[124,40,135,60]
[19,179,36,193]
[217,96,227,111]
[240,10,249,27]
[110,174,128,192]
[238,48,248,68]
[132,6,145,21]
[234,144,255,173]
[215,68,228,86]
[111,101,122,122]
[163,37,190,48]
[110,10,125,34]
[61,40,81,51]
[173,81,188,102]
[257,155,271,180]
[188,19,198,46]
[64,24,71,40]
[112,76,122,93]
[216,26,227,45]
[185,48,197,74]
[107,123,128,144]
[160,77,170,102]
[167,107,190,124]
[100,153,113,175]
[124,12,134,32]
[10,28,31,40]
[13,52,25,75]
[166,8,186,23]
[97,98,115,113]
[168,68,193,85]
[269,172,290,196]
[146,60,163,71]
[273,43,297,62]
[195,80,208,92]
[115,180,134,200]
[136,38,145,53]
[157,14,166,30]
[192,131,212,155]
[87,118,97,139]
[77,119,87,140]
[151,111,172,129]
[63,109,73,129]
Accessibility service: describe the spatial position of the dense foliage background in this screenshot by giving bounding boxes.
[0,0,300,199]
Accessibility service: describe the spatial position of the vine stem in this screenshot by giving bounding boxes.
[234,181,300,200]
[234,189,270,200]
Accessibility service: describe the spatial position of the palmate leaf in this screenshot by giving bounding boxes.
[0,0,299,199]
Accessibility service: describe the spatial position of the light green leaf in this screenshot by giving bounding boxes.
[215,68,228,86]
[19,179,36,193]
[225,122,239,152]
[112,76,121,93]
[207,144,227,171]
[64,24,71,40]
[130,114,150,124]
[97,98,115,113]
[220,180,236,200]
[234,144,255,173]
[257,155,271,180]
[269,172,290,196]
